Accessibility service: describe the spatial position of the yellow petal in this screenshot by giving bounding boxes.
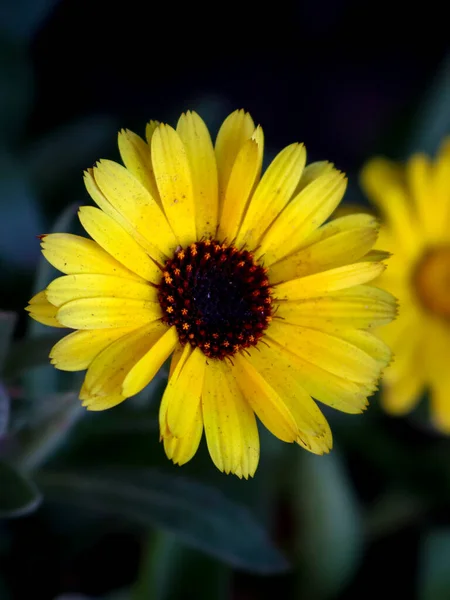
[202,361,259,477]
[335,329,392,369]
[215,109,255,203]
[230,353,298,443]
[83,321,168,397]
[264,338,370,414]
[159,343,191,437]
[50,327,136,371]
[177,111,218,238]
[92,159,177,260]
[117,129,161,205]
[165,346,206,438]
[293,161,335,195]
[82,393,127,411]
[267,320,382,385]
[274,262,385,300]
[46,274,157,307]
[247,344,332,455]
[430,138,450,242]
[78,206,160,283]
[276,285,397,331]
[269,226,378,283]
[151,124,196,245]
[236,143,306,248]
[25,290,65,328]
[145,120,160,145]
[163,404,203,466]
[405,153,435,241]
[122,326,178,397]
[382,369,424,416]
[56,297,162,329]
[295,213,380,253]
[259,169,347,265]
[84,168,165,263]
[41,233,140,280]
[361,158,420,257]
[218,127,264,241]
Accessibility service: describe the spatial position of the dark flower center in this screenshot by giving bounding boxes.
[413,245,450,319]
[158,240,273,359]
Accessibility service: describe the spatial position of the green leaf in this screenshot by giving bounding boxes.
[0,41,32,139]
[0,311,17,374]
[133,531,230,600]
[0,0,60,42]
[38,468,289,574]
[407,55,450,155]
[4,332,66,378]
[25,115,117,195]
[15,392,84,471]
[0,382,9,438]
[0,459,41,518]
[419,529,450,600]
[294,451,363,599]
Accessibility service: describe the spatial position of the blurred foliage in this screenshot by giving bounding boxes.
[1,0,450,597]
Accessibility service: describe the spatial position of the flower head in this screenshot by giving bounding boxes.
[26,109,396,476]
[361,139,450,432]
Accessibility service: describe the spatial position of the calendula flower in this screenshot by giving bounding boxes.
[361,139,450,432]
[26,109,396,477]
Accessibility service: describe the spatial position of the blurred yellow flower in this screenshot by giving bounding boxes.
[361,139,450,432]
[26,109,396,476]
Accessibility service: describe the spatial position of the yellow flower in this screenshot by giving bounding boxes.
[26,109,396,477]
[361,139,450,432]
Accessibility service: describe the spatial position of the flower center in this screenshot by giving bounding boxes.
[158,240,273,359]
[413,246,450,318]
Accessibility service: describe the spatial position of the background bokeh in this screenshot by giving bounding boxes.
[1,1,450,598]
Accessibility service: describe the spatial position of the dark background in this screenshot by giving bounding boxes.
[1,1,450,598]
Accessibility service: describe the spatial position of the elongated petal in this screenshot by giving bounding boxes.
[46,274,157,307]
[78,206,161,283]
[293,161,334,195]
[164,346,206,438]
[259,170,347,264]
[202,361,259,477]
[41,233,140,280]
[236,143,306,248]
[247,344,332,454]
[177,111,218,238]
[274,262,385,300]
[50,327,136,371]
[82,393,127,411]
[268,320,382,385]
[25,290,65,328]
[382,369,424,416]
[92,159,178,259]
[406,153,435,240]
[84,168,165,263]
[295,213,380,253]
[83,321,167,397]
[269,226,378,283]
[218,128,264,241]
[335,329,392,369]
[151,124,196,245]
[118,129,160,203]
[231,353,298,443]
[215,109,255,202]
[145,120,160,146]
[361,158,421,256]
[56,297,162,329]
[276,285,397,331]
[159,343,191,437]
[163,404,203,466]
[264,338,371,414]
[122,326,178,397]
